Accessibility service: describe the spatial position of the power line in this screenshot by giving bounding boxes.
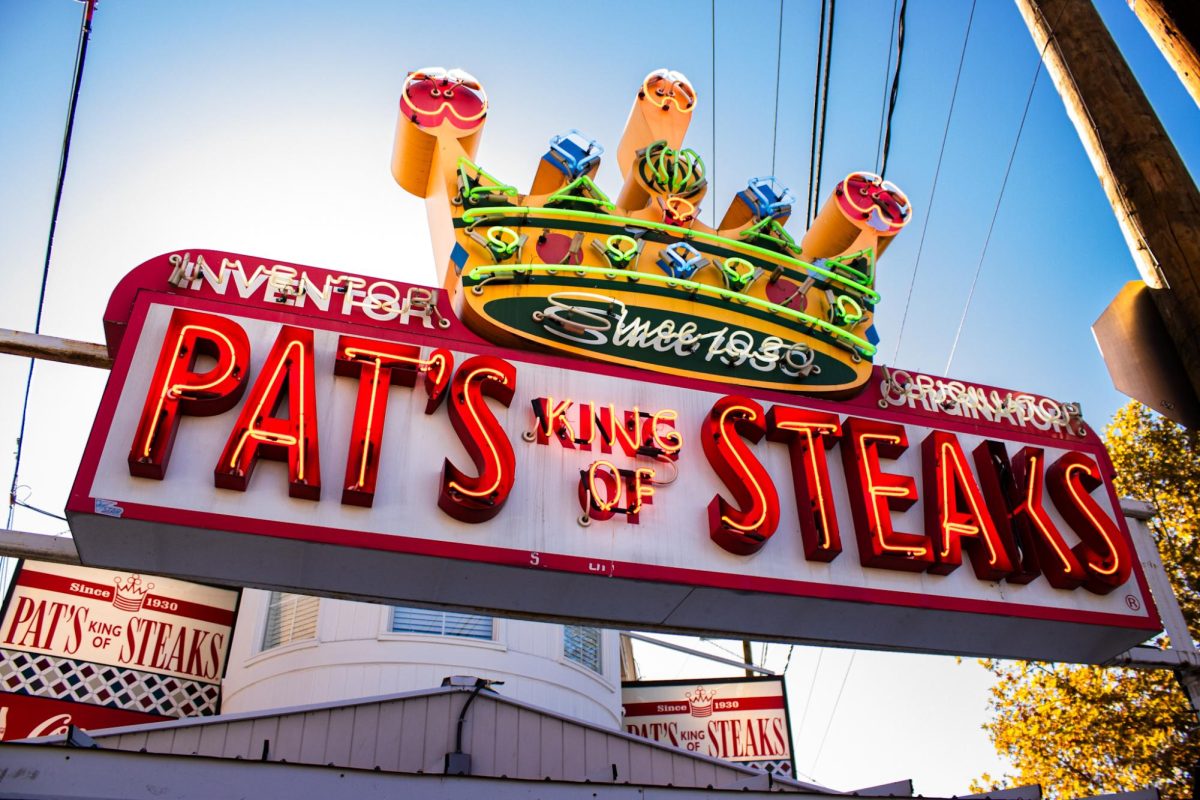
[888,0,977,366]
[793,649,823,743]
[711,0,718,228]
[945,8,1060,375]
[804,0,830,228]
[770,0,785,178]
[877,0,908,178]
[809,651,856,776]
[809,0,836,228]
[700,638,746,661]
[8,0,97,529]
[874,0,901,173]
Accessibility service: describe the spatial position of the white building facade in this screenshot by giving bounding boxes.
[221,589,623,728]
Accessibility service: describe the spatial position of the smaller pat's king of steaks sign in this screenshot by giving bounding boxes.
[0,560,238,729]
[623,678,794,775]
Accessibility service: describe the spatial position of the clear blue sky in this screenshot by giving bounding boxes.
[1,0,1197,793]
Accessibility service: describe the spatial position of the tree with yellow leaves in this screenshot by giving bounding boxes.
[974,401,1200,800]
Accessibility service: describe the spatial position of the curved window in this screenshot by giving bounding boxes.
[262,592,319,650]
[564,625,602,673]
[390,606,493,640]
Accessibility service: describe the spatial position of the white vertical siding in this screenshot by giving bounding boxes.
[97,690,789,790]
[222,590,622,727]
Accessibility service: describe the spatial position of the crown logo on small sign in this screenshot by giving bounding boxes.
[112,575,154,612]
[685,686,715,718]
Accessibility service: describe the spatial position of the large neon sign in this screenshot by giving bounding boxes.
[68,250,1159,664]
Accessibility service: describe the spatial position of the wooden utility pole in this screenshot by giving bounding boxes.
[1129,0,1200,108]
[0,329,111,370]
[1014,0,1200,410]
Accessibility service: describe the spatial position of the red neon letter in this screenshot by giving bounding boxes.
[1047,451,1132,594]
[629,467,656,521]
[335,336,453,507]
[840,417,932,571]
[922,431,1013,580]
[439,355,516,523]
[532,397,576,448]
[128,310,250,479]
[597,405,642,458]
[215,325,321,500]
[644,410,683,460]
[1009,447,1086,589]
[703,396,780,555]
[765,405,843,562]
[577,463,656,524]
[578,460,621,522]
[971,440,1040,584]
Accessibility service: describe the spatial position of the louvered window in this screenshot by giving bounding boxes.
[261,592,319,650]
[390,606,493,640]
[564,625,602,673]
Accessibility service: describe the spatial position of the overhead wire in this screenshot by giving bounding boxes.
[888,0,977,365]
[711,0,718,228]
[770,0,785,178]
[809,0,835,228]
[874,0,901,173]
[793,648,823,744]
[877,0,908,178]
[701,638,748,661]
[809,651,856,776]
[11,499,68,523]
[945,3,1065,374]
[804,0,830,228]
[7,0,97,529]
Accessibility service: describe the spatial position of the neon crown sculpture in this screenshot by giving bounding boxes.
[392,67,911,396]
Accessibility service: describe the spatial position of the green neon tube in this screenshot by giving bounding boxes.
[459,205,880,303]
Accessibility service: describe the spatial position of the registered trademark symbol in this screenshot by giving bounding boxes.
[1125,595,1141,611]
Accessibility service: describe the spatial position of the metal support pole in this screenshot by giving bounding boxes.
[1110,499,1200,717]
[0,329,112,370]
